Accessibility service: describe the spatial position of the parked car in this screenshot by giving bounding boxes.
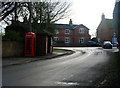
[103,41,112,49]
[87,41,101,47]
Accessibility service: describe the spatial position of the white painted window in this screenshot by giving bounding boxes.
[79,28,84,34]
[65,29,70,34]
[54,37,59,41]
[79,37,84,43]
[55,30,59,34]
[98,38,100,42]
[65,37,70,43]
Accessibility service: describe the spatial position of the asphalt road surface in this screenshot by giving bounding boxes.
[2,47,119,87]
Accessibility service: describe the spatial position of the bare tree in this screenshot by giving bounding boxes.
[0,2,27,25]
[0,1,71,33]
[32,0,71,23]
[32,0,71,33]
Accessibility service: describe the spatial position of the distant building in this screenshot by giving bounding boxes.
[96,14,117,44]
[54,19,91,46]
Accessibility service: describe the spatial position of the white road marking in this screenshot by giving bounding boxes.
[56,81,79,86]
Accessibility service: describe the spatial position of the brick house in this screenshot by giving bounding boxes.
[96,14,117,44]
[53,19,91,46]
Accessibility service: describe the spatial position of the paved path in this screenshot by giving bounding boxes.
[2,49,74,67]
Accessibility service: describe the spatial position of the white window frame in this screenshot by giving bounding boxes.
[65,29,70,34]
[65,37,70,43]
[54,37,59,41]
[79,37,84,43]
[79,28,84,34]
[55,30,59,34]
[98,38,100,43]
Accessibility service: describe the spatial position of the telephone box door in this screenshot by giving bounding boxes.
[25,32,36,57]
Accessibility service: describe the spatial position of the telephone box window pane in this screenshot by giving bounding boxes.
[26,35,32,36]
[26,38,31,54]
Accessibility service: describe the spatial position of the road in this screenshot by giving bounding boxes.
[2,47,119,87]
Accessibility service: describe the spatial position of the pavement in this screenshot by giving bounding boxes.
[96,51,120,87]
[2,49,75,67]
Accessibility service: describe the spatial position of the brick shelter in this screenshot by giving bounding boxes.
[36,32,53,56]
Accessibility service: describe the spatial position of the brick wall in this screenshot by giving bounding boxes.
[97,20,114,43]
[36,34,53,55]
[74,26,90,46]
[2,41,24,57]
[54,25,90,46]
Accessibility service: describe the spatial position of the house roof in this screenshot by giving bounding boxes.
[55,24,90,30]
[55,24,79,29]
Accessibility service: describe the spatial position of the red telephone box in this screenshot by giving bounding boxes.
[24,32,36,57]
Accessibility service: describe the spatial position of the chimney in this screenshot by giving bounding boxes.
[69,19,72,25]
[102,13,105,20]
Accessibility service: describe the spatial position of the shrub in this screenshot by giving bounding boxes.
[2,30,24,42]
[56,40,64,44]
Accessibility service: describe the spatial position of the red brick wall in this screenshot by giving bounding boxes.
[55,29,74,46]
[36,34,48,55]
[97,20,114,44]
[74,26,90,46]
[54,25,90,46]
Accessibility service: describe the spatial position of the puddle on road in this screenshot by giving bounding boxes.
[56,81,79,86]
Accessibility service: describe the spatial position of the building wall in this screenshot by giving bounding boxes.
[54,25,90,46]
[54,29,74,46]
[2,41,24,57]
[36,34,51,56]
[97,20,114,44]
[74,25,90,46]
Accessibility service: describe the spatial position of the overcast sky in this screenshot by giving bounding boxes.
[0,0,116,37]
[57,0,116,37]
